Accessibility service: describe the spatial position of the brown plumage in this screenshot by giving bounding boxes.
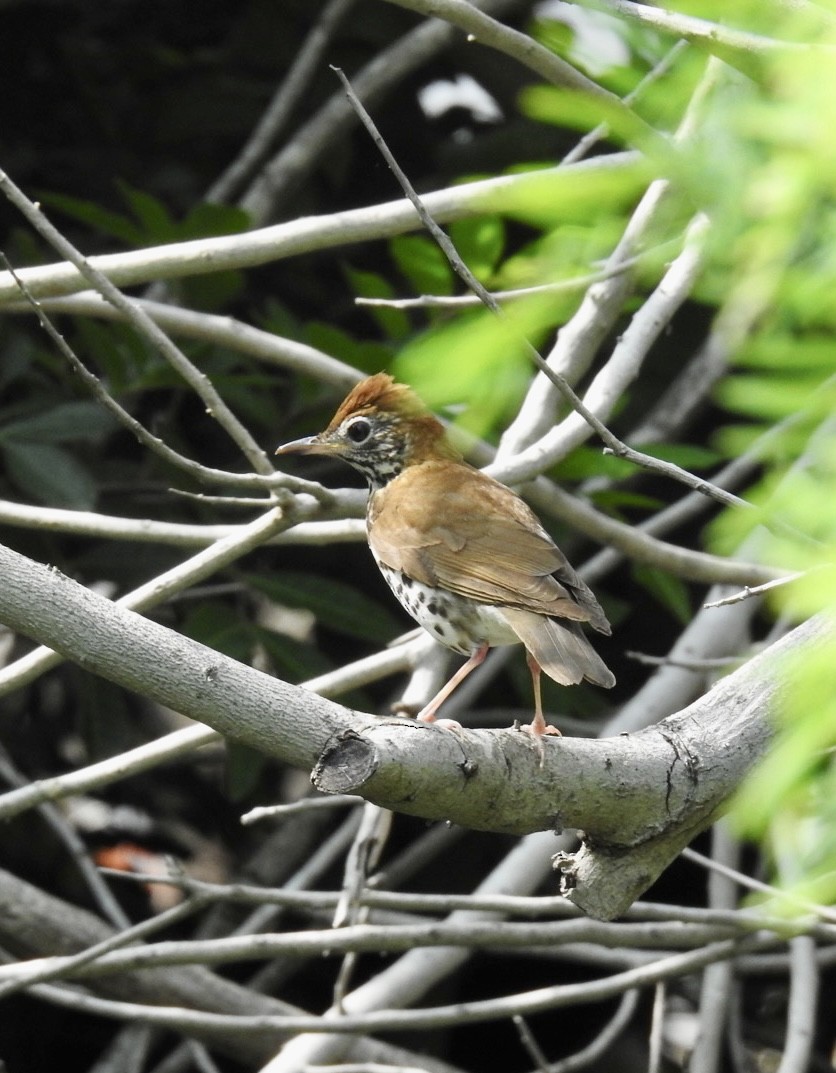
[276,373,614,756]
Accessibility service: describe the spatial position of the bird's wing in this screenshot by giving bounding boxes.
[368,462,610,632]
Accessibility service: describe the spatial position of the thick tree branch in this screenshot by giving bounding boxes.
[0,870,453,1073]
[0,868,298,1063]
[237,0,532,220]
[0,541,826,917]
[0,154,640,304]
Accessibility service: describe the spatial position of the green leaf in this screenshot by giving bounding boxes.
[0,346,34,393]
[343,265,410,341]
[732,626,836,839]
[637,443,723,471]
[116,180,176,241]
[632,564,692,625]
[390,235,453,296]
[552,445,636,481]
[480,145,652,229]
[182,269,245,311]
[2,441,97,508]
[247,571,404,644]
[179,603,254,662]
[38,191,145,246]
[225,742,269,802]
[255,627,333,683]
[304,323,392,372]
[717,374,826,422]
[180,201,250,238]
[448,216,505,281]
[0,401,117,444]
[394,296,555,437]
[592,489,664,513]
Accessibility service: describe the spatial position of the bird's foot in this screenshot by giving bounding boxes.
[517,721,561,768]
[419,712,464,732]
[391,700,463,732]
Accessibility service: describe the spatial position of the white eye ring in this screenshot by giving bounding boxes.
[345,416,372,444]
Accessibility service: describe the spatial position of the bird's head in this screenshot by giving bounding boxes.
[276,373,460,489]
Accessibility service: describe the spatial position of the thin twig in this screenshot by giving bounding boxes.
[625,651,744,671]
[331,67,767,517]
[562,40,689,165]
[381,0,670,155]
[647,982,665,1073]
[0,168,271,475]
[241,795,363,826]
[682,847,836,925]
[690,824,738,1073]
[544,989,640,1073]
[169,490,276,508]
[11,933,788,1034]
[206,0,357,203]
[703,572,806,608]
[354,252,644,308]
[0,251,272,490]
[513,1014,550,1073]
[776,936,819,1073]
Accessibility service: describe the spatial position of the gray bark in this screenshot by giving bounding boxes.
[0,540,826,918]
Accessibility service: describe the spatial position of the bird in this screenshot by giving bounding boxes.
[275,373,614,757]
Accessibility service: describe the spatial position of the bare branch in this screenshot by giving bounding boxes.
[0,170,270,475]
[10,292,361,389]
[778,937,819,1073]
[703,572,807,609]
[0,252,274,488]
[238,0,533,220]
[9,934,787,1035]
[0,154,640,304]
[0,636,432,823]
[380,0,669,153]
[206,0,358,204]
[0,539,828,919]
[563,0,818,71]
[0,498,366,548]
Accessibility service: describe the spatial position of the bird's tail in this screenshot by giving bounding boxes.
[501,608,615,688]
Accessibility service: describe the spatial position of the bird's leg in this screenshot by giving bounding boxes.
[519,652,561,766]
[416,643,490,729]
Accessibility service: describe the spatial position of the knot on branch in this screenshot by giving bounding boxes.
[312,729,379,794]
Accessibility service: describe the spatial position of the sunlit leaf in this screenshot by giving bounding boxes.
[344,265,410,341]
[448,216,505,281]
[390,235,454,295]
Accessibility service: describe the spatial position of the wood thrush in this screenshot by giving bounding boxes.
[276,373,614,755]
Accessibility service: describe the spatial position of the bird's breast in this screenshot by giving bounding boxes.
[372,552,520,655]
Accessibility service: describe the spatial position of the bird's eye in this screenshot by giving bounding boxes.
[345,417,372,444]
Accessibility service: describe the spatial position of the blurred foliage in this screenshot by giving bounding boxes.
[690,10,836,905]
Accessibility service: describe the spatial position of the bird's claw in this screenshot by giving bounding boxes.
[421,715,464,733]
[517,722,561,768]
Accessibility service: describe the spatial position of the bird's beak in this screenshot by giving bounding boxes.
[275,435,330,456]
